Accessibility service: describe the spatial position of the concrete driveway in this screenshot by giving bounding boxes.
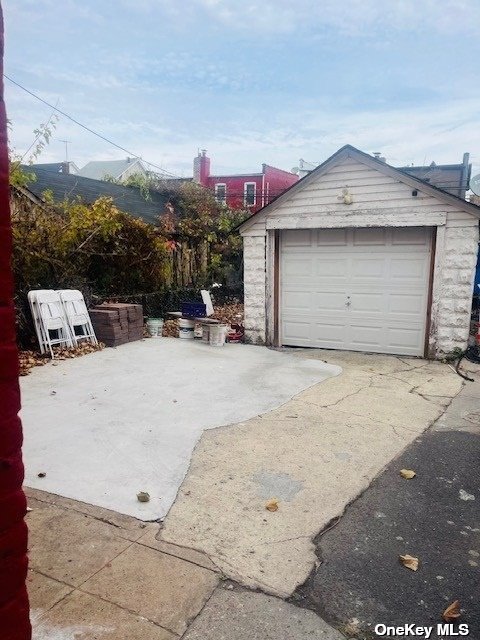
[20,340,340,520]
[160,350,464,598]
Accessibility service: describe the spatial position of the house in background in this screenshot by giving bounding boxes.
[294,159,318,178]
[77,157,148,182]
[239,144,480,358]
[400,153,471,200]
[295,152,472,200]
[193,150,298,213]
[30,161,79,175]
[23,165,168,225]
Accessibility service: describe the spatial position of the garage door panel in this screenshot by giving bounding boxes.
[351,257,385,279]
[392,227,429,245]
[348,324,385,349]
[283,257,313,277]
[283,229,313,246]
[281,227,431,356]
[283,289,349,314]
[312,322,347,346]
[315,291,349,312]
[315,258,349,279]
[387,326,424,351]
[282,290,311,311]
[388,293,425,315]
[317,229,348,245]
[390,257,428,281]
[282,320,311,341]
[349,293,384,313]
[353,228,387,245]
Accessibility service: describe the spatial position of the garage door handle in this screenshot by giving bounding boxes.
[345,299,351,306]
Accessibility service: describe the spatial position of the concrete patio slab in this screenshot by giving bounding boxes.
[160,350,463,597]
[27,570,73,624]
[26,497,132,586]
[20,340,340,519]
[33,590,176,640]
[27,488,220,639]
[81,542,219,635]
[182,585,344,640]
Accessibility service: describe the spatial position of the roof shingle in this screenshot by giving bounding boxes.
[23,166,168,225]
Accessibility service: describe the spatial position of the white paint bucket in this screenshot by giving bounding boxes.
[179,318,195,339]
[146,318,164,338]
[194,322,203,339]
[209,324,227,347]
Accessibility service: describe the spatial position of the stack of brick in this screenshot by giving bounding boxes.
[89,303,144,347]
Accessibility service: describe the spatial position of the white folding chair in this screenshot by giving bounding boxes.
[58,290,97,347]
[36,290,73,358]
[28,290,52,354]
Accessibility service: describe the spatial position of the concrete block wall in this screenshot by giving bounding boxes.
[243,235,267,344]
[434,223,479,355]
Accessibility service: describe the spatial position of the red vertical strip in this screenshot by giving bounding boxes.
[0,3,32,638]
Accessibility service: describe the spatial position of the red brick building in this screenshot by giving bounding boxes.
[193,150,298,213]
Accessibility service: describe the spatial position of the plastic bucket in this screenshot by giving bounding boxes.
[179,318,195,339]
[194,322,203,339]
[201,324,210,343]
[147,318,164,338]
[209,324,227,347]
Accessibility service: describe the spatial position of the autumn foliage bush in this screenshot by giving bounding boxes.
[12,180,246,347]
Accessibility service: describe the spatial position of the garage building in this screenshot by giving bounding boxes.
[239,145,480,357]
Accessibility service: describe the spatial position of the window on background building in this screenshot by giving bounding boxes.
[244,182,256,206]
[215,183,226,204]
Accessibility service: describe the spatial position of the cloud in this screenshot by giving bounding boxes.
[192,0,480,36]
[5,0,480,181]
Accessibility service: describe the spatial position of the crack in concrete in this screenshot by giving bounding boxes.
[255,535,312,546]
[136,539,219,574]
[27,493,137,535]
[316,378,375,409]
[206,552,285,596]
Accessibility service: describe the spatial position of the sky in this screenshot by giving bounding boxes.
[4,0,480,179]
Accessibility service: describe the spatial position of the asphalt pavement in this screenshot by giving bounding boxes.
[292,376,480,639]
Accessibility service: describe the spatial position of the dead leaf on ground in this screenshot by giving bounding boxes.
[443,600,461,622]
[399,554,419,571]
[265,498,279,512]
[400,469,416,479]
[18,343,105,377]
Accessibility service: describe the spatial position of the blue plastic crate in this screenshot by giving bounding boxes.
[181,302,207,318]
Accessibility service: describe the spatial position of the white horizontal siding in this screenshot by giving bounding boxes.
[277,159,450,215]
[242,158,476,232]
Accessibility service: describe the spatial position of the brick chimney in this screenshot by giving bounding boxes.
[193,149,210,185]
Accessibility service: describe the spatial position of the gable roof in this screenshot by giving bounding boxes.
[77,158,146,181]
[23,166,169,225]
[239,144,480,231]
[400,162,470,199]
[31,161,79,174]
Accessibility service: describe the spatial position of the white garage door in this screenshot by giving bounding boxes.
[280,227,432,356]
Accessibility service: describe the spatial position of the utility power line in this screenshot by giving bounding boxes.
[4,74,181,178]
